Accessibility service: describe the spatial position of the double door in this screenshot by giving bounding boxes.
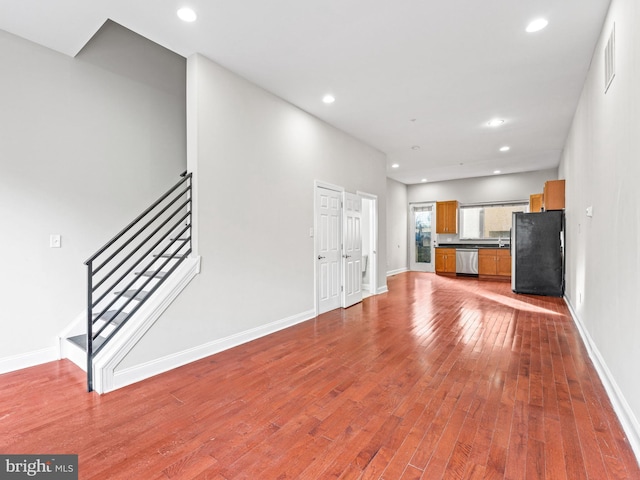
[316,187,363,314]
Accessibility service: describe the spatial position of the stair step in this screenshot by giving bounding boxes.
[93,310,128,326]
[154,253,182,259]
[115,290,150,301]
[67,334,107,352]
[135,270,167,279]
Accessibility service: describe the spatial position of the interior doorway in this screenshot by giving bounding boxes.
[359,193,378,298]
[314,184,379,314]
[409,203,435,272]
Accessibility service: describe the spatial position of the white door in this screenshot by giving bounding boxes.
[316,187,342,314]
[409,203,435,272]
[342,192,363,308]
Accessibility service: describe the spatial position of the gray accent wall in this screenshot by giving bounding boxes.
[117,53,388,369]
[0,23,186,362]
[559,0,640,451]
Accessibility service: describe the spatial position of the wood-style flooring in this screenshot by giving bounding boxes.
[1,272,638,479]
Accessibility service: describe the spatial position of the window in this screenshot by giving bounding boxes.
[459,202,527,240]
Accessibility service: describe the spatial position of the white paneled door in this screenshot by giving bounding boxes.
[342,192,362,308]
[316,187,342,314]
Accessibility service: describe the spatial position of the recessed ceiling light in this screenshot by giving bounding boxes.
[391,163,400,169]
[411,145,421,151]
[487,119,505,127]
[421,178,427,183]
[499,146,510,152]
[177,7,197,22]
[526,18,549,33]
[494,170,501,174]
[322,94,335,104]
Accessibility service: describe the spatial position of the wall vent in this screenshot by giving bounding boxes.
[604,23,615,93]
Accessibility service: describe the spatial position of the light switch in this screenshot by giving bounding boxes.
[309,228,314,237]
[586,206,593,217]
[50,234,61,248]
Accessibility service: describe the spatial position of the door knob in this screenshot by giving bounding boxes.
[318,255,325,260]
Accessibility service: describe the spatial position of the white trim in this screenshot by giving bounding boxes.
[564,296,640,462]
[93,256,201,393]
[0,346,58,374]
[387,267,408,277]
[376,285,389,295]
[111,309,316,391]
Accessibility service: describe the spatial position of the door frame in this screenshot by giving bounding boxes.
[409,202,436,272]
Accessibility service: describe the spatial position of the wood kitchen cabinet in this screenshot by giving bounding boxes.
[478,248,511,279]
[530,193,543,213]
[435,248,456,275]
[436,201,458,234]
[543,180,565,210]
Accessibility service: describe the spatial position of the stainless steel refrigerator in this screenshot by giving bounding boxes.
[511,210,564,296]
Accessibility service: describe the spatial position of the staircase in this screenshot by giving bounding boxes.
[62,172,194,392]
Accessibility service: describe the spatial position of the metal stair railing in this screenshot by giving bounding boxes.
[84,171,192,391]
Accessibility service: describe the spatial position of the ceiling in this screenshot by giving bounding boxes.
[0,0,611,184]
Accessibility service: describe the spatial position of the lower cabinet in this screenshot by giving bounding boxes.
[478,249,511,278]
[435,248,456,274]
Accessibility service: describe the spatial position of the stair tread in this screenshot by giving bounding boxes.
[93,310,128,325]
[135,270,167,279]
[67,334,106,352]
[115,290,149,301]
[154,253,183,259]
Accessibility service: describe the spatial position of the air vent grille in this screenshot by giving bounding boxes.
[604,23,615,93]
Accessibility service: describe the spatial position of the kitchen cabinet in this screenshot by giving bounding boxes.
[530,193,543,213]
[543,180,565,211]
[478,248,511,279]
[435,248,456,274]
[436,201,458,234]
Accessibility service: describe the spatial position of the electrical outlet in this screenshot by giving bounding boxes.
[50,234,61,248]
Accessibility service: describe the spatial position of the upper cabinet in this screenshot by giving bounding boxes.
[543,180,565,211]
[436,200,458,234]
[530,193,543,213]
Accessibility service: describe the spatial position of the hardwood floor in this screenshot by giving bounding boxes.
[1,272,638,479]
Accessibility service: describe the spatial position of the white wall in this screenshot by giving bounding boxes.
[559,0,640,453]
[0,23,186,369]
[117,53,387,368]
[407,169,557,204]
[386,178,408,275]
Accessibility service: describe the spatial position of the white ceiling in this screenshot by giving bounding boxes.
[0,0,611,184]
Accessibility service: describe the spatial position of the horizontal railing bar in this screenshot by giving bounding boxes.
[92,187,190,275]
[92,226,190,339]
[93,248,191,357]
[92,200,191,292]
[85,173,191,265]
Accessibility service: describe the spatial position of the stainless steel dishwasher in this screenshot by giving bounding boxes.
[456,248,479,275]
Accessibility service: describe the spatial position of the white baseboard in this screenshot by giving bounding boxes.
[376,285,389,295]
[564,297,640,462]
[0,346,58,374]
[386,267,408,277]
[111,309,316,392]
